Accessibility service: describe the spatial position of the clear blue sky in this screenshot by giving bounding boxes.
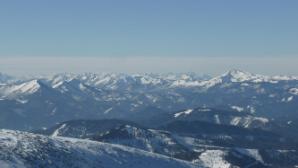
[0,1,298,75]
[0,0,297,57]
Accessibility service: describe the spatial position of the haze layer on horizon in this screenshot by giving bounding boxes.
[0,57,297,77]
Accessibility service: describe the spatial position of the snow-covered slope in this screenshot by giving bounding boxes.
[94,125,198,161]
[0,80,41,97]
[172,107,271,129]
[40,119,137,138]
[0,129,198,168]
[36,119,298,167]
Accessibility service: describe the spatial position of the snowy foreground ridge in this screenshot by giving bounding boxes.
[0,129,198,168]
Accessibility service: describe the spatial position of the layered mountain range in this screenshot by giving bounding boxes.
[35,118,298,167]
[0,70,297,130]
[1,70,298,167]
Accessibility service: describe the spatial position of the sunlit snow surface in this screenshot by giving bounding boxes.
[174,109,194,118]
[0,129,198,168]
[198,150,230,168]
[0,80,40,97]
[231,106,244,112]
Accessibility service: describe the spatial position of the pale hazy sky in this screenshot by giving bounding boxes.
[0,57,297,76]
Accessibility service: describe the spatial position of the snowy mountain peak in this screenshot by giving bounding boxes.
[15,79,41,93]
[220,69,256,82]
[189,69,257,88]
[217,69,298,83]
[2,79,41,97]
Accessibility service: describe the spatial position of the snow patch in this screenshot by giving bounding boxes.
[79,83,86,91]
[282,96,294,102]
[174,109,193,118]
[288,96,294,102]
[16,99,28,104]
[247,106,256,113]
[235,148,264,163]
[199,150,231,168]
[51,124,67,137]
[231,106,244,112]
[104,107,113,114]
[230,117,241,126]
[214,115,220,124]
[254,117,269,124]
[198,108,211,112]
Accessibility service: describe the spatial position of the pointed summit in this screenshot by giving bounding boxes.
[1,79,42,97]
[220,69,255,82]
[12,79,42,94]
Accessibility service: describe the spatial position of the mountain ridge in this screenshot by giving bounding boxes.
[0,70,297,131]
[0,129,198,168]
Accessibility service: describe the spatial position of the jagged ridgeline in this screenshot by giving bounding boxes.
[0,70,297,130]
[1,70,298,167]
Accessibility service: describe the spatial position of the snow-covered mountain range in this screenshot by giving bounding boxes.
[1,70,298,167]
[0,70,297,131]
